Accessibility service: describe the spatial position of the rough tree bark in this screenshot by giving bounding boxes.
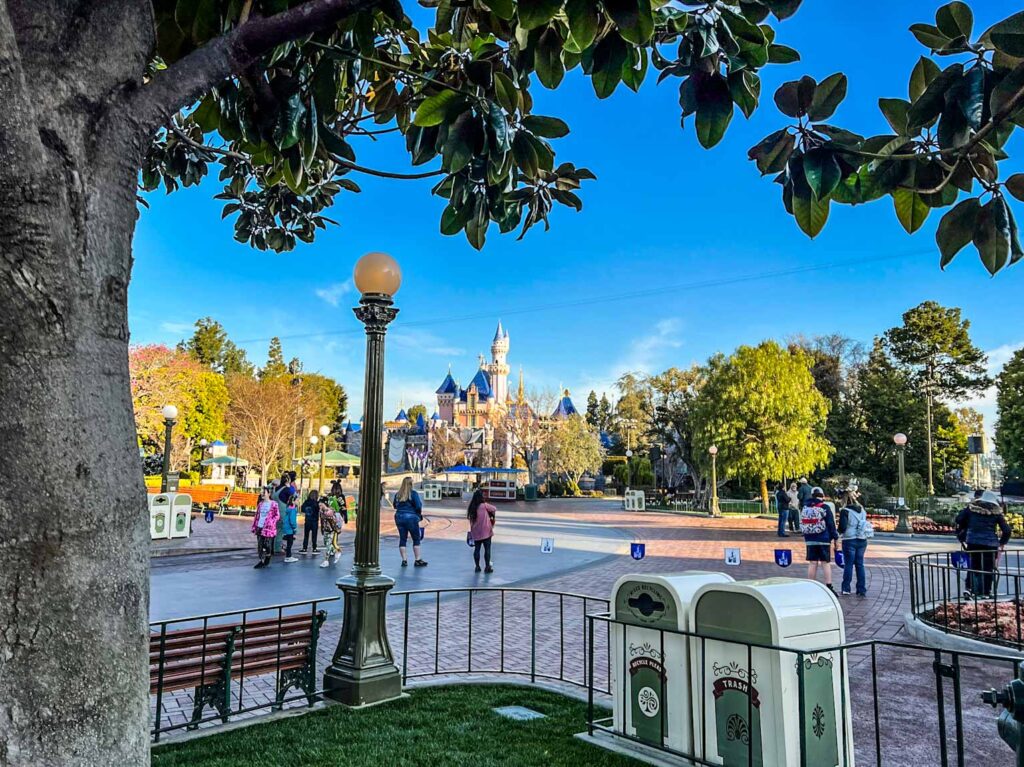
[0,1,378,764]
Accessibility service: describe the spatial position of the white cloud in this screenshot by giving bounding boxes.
[315,280,352,307]
[160,321,193,335]
[390,328,465,358]
[573,318,686,397]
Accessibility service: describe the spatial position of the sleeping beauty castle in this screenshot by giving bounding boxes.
[344,322,579,472]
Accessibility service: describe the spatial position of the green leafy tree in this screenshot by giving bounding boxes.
[541,415,604,492]
[7,0,1024,760]
[598,393,614,433]
[261,337,289,379]
[692,341,832,511]
[885,300,989,493]
[585,390,599,427]
[647,365,707,501]
[997,348,1024,479]
[407,404,428,423]
[613,372,653,452]
[179,317,254,375]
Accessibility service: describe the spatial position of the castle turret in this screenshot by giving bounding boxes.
[435,366,457,423]
[489,321,510,405]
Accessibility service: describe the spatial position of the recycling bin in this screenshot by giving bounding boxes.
[611,572,735,753]
[169,493,193,539]
[689,578,853,766]
[623,490,645,511]
[149,493,171,540]
[421,483,441,501]
[524,483,538,502]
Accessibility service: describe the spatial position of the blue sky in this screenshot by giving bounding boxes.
[130,1,1022,430]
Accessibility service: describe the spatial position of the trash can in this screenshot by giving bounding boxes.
[149,493,171,540]
[623,490,645,511]
[169,493,193,539]
[421,482,441,501]
[610,572,735,752]
[689,578,852,766]
[524,484,538,502]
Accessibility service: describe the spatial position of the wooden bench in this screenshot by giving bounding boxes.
[150,610,327,729]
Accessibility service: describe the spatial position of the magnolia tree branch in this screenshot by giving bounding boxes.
[133,0,383,136]
[0,0,43,178]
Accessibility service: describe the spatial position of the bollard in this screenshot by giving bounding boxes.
[982,661,1024,767]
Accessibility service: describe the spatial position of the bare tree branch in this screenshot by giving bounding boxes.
[0,0,43,177]
[133,0,383,136]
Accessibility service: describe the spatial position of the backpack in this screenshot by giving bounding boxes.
[800,504,827,535]
[848,507,874,539]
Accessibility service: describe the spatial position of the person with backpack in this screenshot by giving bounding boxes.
[838,490,873,597]
[774,482,791,537]
[299,490,320,553]
[801,487,839,593]
[955,489,1011,598]
[318,498,343,568]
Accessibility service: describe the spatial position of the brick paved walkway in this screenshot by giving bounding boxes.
[151,503,1014,765]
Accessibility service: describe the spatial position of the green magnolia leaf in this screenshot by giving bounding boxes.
[907,63,963,131]
[765,0,802,21]
[440,203,471,235]
[935,2,973,40]
[621,47,648,93]
[961,65,985,130]
[909,56,941,101]
[591,34,628,98]
[992,62,1024,117]
[936,197,981,267]
[518,0,563,30]
[748,129,794,174]
[767,44,800,63]
[535,27,565,88]
[483,0,515,18]
[774,76,815,118]
[973,197,1012,275]
[807,73,847,121]
[522,115,570,138]
[512,130,540,177]
[878,98,910,135]
[695,73,734,148]
[273,92,306,150]
[1010,206,1024,265]
[893,187,930,233]
[487,102,511,153]
[728,70,760,118]
[414,90,461,127]
[989,10,1024,57]
[605,0,654,45]
[442,112,479,173]
[803,148,841,199]
[792,189,829,237]
[191,97,220,132]
[565,0,600,50]
[494,73,519,115]
[909,23,950,50]
[1006,173,1024,201]
[721,8,765,49]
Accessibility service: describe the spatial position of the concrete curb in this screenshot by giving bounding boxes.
[902,612,1024,659]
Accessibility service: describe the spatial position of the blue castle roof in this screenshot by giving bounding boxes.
[551,391,578,419]
[461,368,492,402]
[430,411,441,421]
[395,408,409,422]
[415,413,427,433]
[436,371,458,395]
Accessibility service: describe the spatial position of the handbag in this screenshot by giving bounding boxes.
[466,531,474,547]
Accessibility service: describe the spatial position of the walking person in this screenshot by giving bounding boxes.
[956,490,1011,598]
[319,498,343,568]
[393,477,427,567]
[774,482,791,537]
[467,489,497,573]
[251,489,280,569]
[786,482,800,532]
[801,487,839,593]
[300,490,320,553]
[838,490,872,597]
[281,495,299,562]
[271,472,296,555]
[797,477,813,511]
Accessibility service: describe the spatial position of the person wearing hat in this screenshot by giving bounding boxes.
[955,490,1011,598]
[800,486,839,593]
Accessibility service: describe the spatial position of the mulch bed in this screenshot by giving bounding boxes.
[922,599,1024,643]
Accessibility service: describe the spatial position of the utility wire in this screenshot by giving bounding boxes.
[235,247,931,346]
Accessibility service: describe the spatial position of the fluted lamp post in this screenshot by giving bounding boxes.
[304,435,319,492]
[708,445,721,517]
[894,432,913,535]
[160,405,178,492]
[318,424,331,494]
[324,251,403,706]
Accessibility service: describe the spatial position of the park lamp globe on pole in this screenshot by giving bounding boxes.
[893,432,913,535]
[304,435,319,492]
[324,252,403,707]
[160,404,178,493]
[318,424,330,494]
[708,445,721,517]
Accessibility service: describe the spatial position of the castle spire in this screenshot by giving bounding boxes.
[493,320,504,343]
[518,366,525,402]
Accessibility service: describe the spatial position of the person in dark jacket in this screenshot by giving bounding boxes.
[774,483,791,537]
[393,477,427,567]
[955,490,1011,598]
[801,487,839,593]
[300,490,320,553]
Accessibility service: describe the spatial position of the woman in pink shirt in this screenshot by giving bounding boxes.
[467,489,496,573]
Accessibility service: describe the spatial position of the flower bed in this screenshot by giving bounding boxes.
[921,599,1024,644]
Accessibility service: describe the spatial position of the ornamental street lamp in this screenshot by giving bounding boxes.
[324,251,403,707]
[709,445,721,517]
[304,435,319,493]
[894,432,913,535]
[625,448,633,490]
[318,424,330,494]
[160,405,178,492]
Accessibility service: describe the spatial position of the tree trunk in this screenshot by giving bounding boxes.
[0,6,154,762]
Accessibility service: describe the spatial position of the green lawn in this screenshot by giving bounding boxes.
[152,685,639,767]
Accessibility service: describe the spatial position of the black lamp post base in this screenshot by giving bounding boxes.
[322,574,402,707]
